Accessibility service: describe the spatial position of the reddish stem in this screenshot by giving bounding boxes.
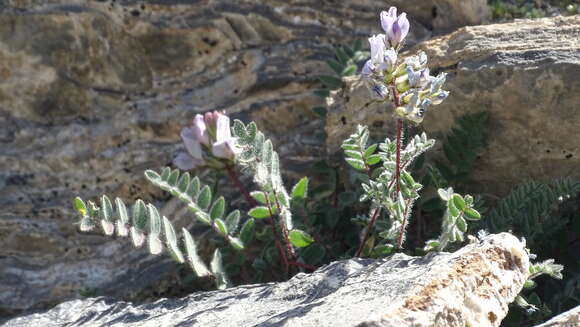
[355,207,382,257]
[272,189,296,260]
[225,164,257,206]
[395,120,403,193]
[264,191,290,273]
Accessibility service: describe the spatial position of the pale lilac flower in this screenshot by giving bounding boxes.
[173,111,240,170]
[407,67,431,88]
[362,60,373,76]
[430,91,449,105]
[380,7,410,47]
[191,114,209,146]
[211,114,240,160]
[382,48,397,72]
[174,126,205,170]
[369,81,389,100]
[369,34,387,66]
[405,51,428,70]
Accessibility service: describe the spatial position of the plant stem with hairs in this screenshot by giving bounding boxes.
[225,164,257,206]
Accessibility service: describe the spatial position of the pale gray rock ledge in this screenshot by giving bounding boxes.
[4,233,529,327]
[533,305,580,327]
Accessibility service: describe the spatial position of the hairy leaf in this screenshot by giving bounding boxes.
[225,210,241,234]
[240,218,256,244]
[163,216,184,263]
[182,228,211,277]
[248,206,271,219]
[210,196,226,220]
[289,229,314,248]
[210,249,231,290]
[197,185,212,210]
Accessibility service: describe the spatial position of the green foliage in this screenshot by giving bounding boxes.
[341,125,380,172]
[477,179,580,326]
[489,0,546,19]
[313,41,369,119]
[481,179,580,246]
[144,167,245,250]
[423,188,481,251]
[350,128,435,248]
[72,195,228,289]
[433,112,489,189]
[232,120,297,240]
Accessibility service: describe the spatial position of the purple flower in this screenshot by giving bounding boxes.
[369,34,386,67]
[211,113,240,160]
[173,111,240,170]
[174,125,205,170]
[364,36,397,76]
[191,114,209,146]
[407,67,431,88]
[362,59,373,76]
[380,7,410,48]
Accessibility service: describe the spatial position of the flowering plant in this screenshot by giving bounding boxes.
[174,111,240,170]
[70,7,564,309]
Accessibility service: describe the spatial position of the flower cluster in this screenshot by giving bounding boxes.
[174,111,240,170]
[361,7,449,124]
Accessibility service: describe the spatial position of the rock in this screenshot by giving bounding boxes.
[533,305,580,327]
[3,233,529,327]
[0,0,495,316]
[390,0,491,32]
[325,15,580,196]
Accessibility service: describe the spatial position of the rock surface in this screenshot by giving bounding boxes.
[3,233,529,327]
[325,15,580,196]
[0,0,494,316]
[533,305,580,327]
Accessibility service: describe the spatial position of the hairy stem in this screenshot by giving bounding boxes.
[395,118,410,249]
[272,189,296,260]
[264,191,289,272]
[225,164,257,206]
[355,207,382,257]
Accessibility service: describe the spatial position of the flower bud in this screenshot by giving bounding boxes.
[430,91,449,105]
[380,7,410,48]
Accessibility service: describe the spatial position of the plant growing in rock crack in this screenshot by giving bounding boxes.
[348,6,473,256]
[348,6,568,318]
[71,8,567,314]
[73,111,318,289]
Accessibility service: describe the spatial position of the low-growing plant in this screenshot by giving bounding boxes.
[72,6,568,323]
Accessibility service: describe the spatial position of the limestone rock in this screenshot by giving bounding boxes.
[0,0,496,316]
[389,0,491,32]
[4,233,529,327]
[533,305,580,327]
[325,15,580,196]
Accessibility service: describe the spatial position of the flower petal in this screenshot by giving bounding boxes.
[181,127,204,160]
[212,139,237,159]
[192,114,209,145]
[215,113,232,142]
[174,152,199,170]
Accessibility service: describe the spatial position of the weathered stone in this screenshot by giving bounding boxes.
[0,0,495,317]
[325,15,580,196]
[533,305,580,327]
[389,0,491,32]
[3,233,529,327]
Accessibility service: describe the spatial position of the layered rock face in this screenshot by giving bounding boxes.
[0,0,491,316]
[325,15,580,196]
[4,233,530,327]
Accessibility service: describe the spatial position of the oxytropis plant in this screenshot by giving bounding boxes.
[347,6,478,255]
[72,7,563,305]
